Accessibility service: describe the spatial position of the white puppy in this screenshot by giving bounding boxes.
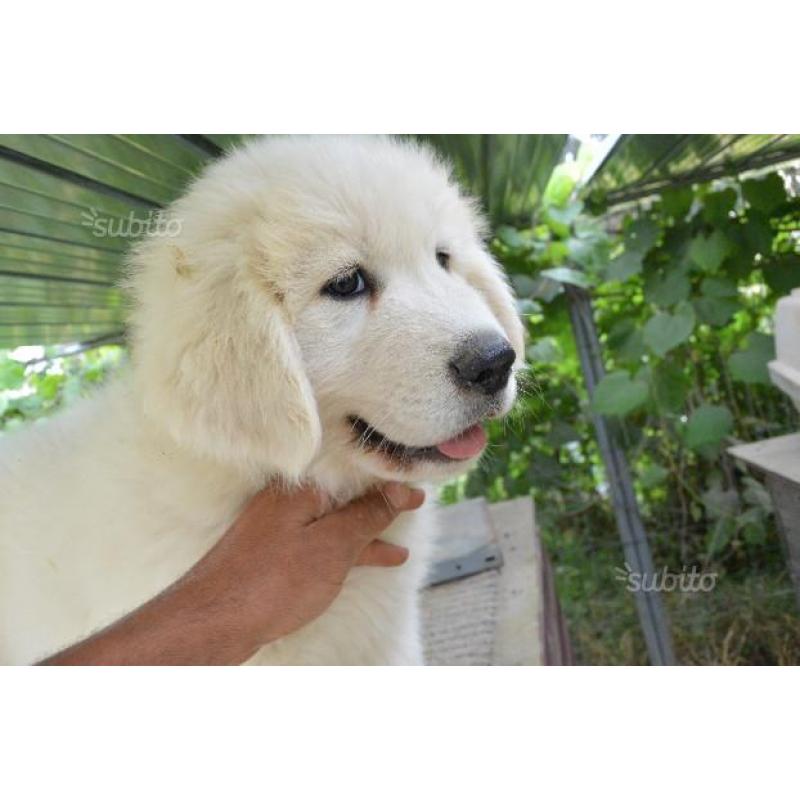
[0,136,523,665]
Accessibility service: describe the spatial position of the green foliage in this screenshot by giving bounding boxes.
[728,332,775,384]
[742,174,787,215]
[0,357,26,389]
[591,371,648,416]
[0,345,125,432]
[452,166,800,662]
[688,230,731,273]
[642,303,695,357]
[684,405,733,454]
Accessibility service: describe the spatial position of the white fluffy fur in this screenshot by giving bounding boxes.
[0,136,523,665]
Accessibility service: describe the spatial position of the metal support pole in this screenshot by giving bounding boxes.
[565,284,677,665]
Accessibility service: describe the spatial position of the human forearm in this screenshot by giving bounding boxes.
[39,572,258,666]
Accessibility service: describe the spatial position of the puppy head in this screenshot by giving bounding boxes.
[128,136,524,482]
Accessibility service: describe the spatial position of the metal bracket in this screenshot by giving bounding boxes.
[427,543,504,587]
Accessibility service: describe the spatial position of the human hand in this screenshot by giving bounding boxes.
[187,480,425,658]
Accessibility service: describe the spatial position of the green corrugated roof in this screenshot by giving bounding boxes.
[0,134,567,348]
[584,133,800,207]
[6,133,800,349]
[420,134,568,224]
[0,134,245,348]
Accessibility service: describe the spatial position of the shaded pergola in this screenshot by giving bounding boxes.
[2,133,798,665]
[586,133,800,206]
[0,134,569,349]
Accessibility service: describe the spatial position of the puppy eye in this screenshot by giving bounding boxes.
[436,250,450,270]
[324,268,368,299]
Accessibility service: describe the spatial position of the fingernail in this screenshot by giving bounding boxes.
[409,488,425,507]
[383,481,411,507]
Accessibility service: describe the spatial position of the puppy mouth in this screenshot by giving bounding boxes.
[347,415,487,465]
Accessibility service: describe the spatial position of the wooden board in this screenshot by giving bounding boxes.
[729,435,800,610]
[422,496,572,666]
[729,433,800,484]
[486,497,543,666]
[422,498,500,666]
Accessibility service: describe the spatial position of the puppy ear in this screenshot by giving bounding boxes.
[130,245,321,481]
[464,251,526,366]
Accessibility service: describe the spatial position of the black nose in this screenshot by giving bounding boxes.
[449,333,516,395]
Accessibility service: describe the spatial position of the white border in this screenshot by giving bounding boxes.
[2,1,797,132]
[2,667,797,798]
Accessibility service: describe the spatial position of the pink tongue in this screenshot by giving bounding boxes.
[435,424,488,460]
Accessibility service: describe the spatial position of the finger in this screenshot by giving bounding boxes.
[247,481,331,525]
[355,540,410,567]
[382,482,426,512]
[315,482,425,547]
